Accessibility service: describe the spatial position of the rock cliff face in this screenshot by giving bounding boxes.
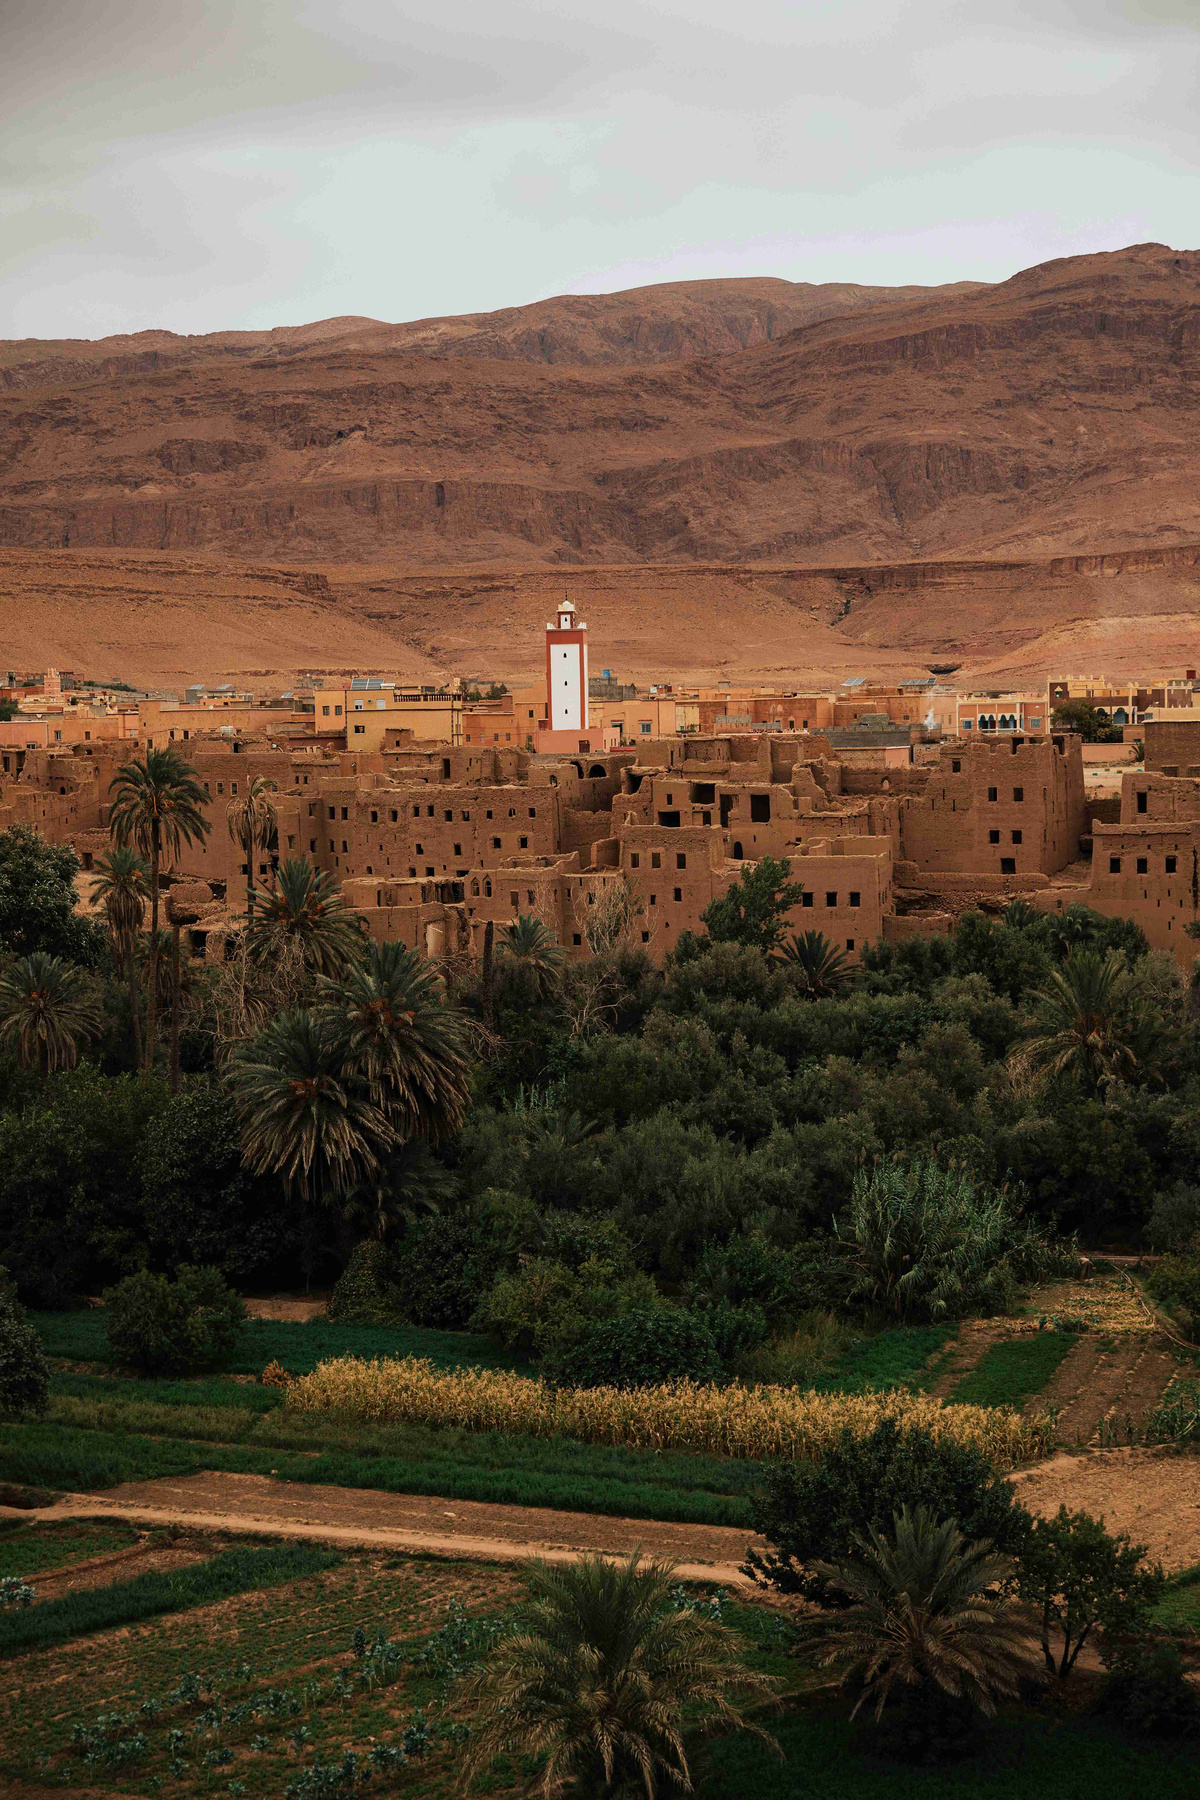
[2,244,1200,684]
[1,244,1199,570]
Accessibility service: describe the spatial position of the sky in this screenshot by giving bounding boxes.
[2,0,1198,340]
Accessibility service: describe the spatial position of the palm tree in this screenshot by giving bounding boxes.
[316,938,471,1142]
[1010,949,1156,1093]
[779,929,854,997]
[459,1552,779,1800]
[90,846,148,1067]
[225,775,277,925]
[810,1506,1031,1739]
[226,1009,393,1269]
[0,952,103,1079]
[248,858,364,977]
[1001,898,1039,932]
[108,749,210,1074]
[497,912,565,1001]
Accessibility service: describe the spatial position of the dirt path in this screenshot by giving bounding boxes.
[11,1449,1198,1584]
[15,1472,765,1587]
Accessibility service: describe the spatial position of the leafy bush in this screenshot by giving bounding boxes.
[473,1256,657,1360]
[557,1307,723,1389]
[697,1298,770,1364]
[394,1210,493,1328]
[1146,1182,1200,1255]
[1145,1255,1200,1336]
[139,1084,293,1281]
[0,1289,49,1421]
[746,1418,1030,1603]
[844,1160,1051,1323]
[328,1240,396,1325]
[1016,1505,1164,1677]
[1100,1642,1200,1738]
[102,1265,246,1375]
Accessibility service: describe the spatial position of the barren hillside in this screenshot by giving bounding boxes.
[1,244,1198,685]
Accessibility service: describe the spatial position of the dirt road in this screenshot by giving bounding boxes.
[26,1471,766,1586]
[9,1449,1198,1580]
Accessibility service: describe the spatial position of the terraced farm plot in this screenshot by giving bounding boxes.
[0,1516,139,1579]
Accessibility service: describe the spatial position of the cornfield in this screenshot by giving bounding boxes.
[284,1356,1051,1469]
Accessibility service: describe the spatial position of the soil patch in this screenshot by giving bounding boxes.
[1012,1449,1200,1572]
[925,1321,1008,1400]
[242,1294,329,1322]
[25,1539,209,1599]
[32,1472,763,1585]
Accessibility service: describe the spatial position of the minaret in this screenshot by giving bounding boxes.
[545,595,589,733]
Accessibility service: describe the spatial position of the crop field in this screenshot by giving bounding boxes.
[0,1530,1192,1800]
[0,1515,139,1577]
[949,1333,1080,1409]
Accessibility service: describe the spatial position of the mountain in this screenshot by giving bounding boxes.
[1,245,1198,686]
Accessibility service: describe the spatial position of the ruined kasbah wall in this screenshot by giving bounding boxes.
[898,737,1084,879]
[1145,719,1200,777]
[1122,770,1200,825]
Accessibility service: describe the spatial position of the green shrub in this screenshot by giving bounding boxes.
[1146,1183,1200,1256]
[1017,1506,1164,1678]
[0,1291,49,1421]
[1100,1642,1200,1738]
[473,1256,658,1360]
[395,1208,498,1328]
[1146,1256,1200,1337]
[696,1298,769,1364]
[102,1265,246,1376]
[328,1240,397,1325]
[746,1418,1029,1603]
[843,1159,1051,1323]
[556,1306,722,1389]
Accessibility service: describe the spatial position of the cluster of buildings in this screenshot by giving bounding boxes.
[4,608,1200,971]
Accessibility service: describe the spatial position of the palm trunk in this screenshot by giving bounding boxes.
[246,838,255,927]
[481,920,495,1032]
[127,937,143,1069]
[169,921,182,1095]
[145,833,160,1076]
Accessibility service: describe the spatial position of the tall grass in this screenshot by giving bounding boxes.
[286,1356,1050,1469]
[0,1543,339,1653]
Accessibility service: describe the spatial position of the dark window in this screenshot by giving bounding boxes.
[1167,855,1178,873]
[492,836,501,849]
[327,806,335,819]
[390,809,398,822]
[573,932,582,945]
[1109,856,1121,873]
[1137,857,1148,874]
[676,853,686,870]
[1013,786,1024,801]
[989,829,1000,844]
[651,852,661,869]
[1137,791,1148,814]
[987,786,997,802]
[630,853,640,869]
[1001,857,1016,874]
[825,891,838,907]
[519,835,528,849]
[658,810,681,828]
[1011,830,1022,845]
[849,891,860,907]
[846,938,855,951]
[370,809,378,823]
[802,892,813,908]
[641,930,650,942]
[341,807,348,820]
[674,887,682,902]
[750,794,770,823]
[951,759,961,773]
[649,893,657,906]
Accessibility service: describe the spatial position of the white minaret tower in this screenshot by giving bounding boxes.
[545,595,589,732]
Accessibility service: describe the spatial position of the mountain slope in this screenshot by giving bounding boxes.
[0,244,1198,573]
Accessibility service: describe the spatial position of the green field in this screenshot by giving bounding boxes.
[0,1517,139,1578]
[949,1334,1080,1409]
[0,1542,340,1654]
[695,1704,1200,1799]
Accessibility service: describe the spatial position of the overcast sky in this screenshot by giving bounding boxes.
[2,0,1197,339]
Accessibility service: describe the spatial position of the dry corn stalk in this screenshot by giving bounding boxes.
[285,1356,1051,1469]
